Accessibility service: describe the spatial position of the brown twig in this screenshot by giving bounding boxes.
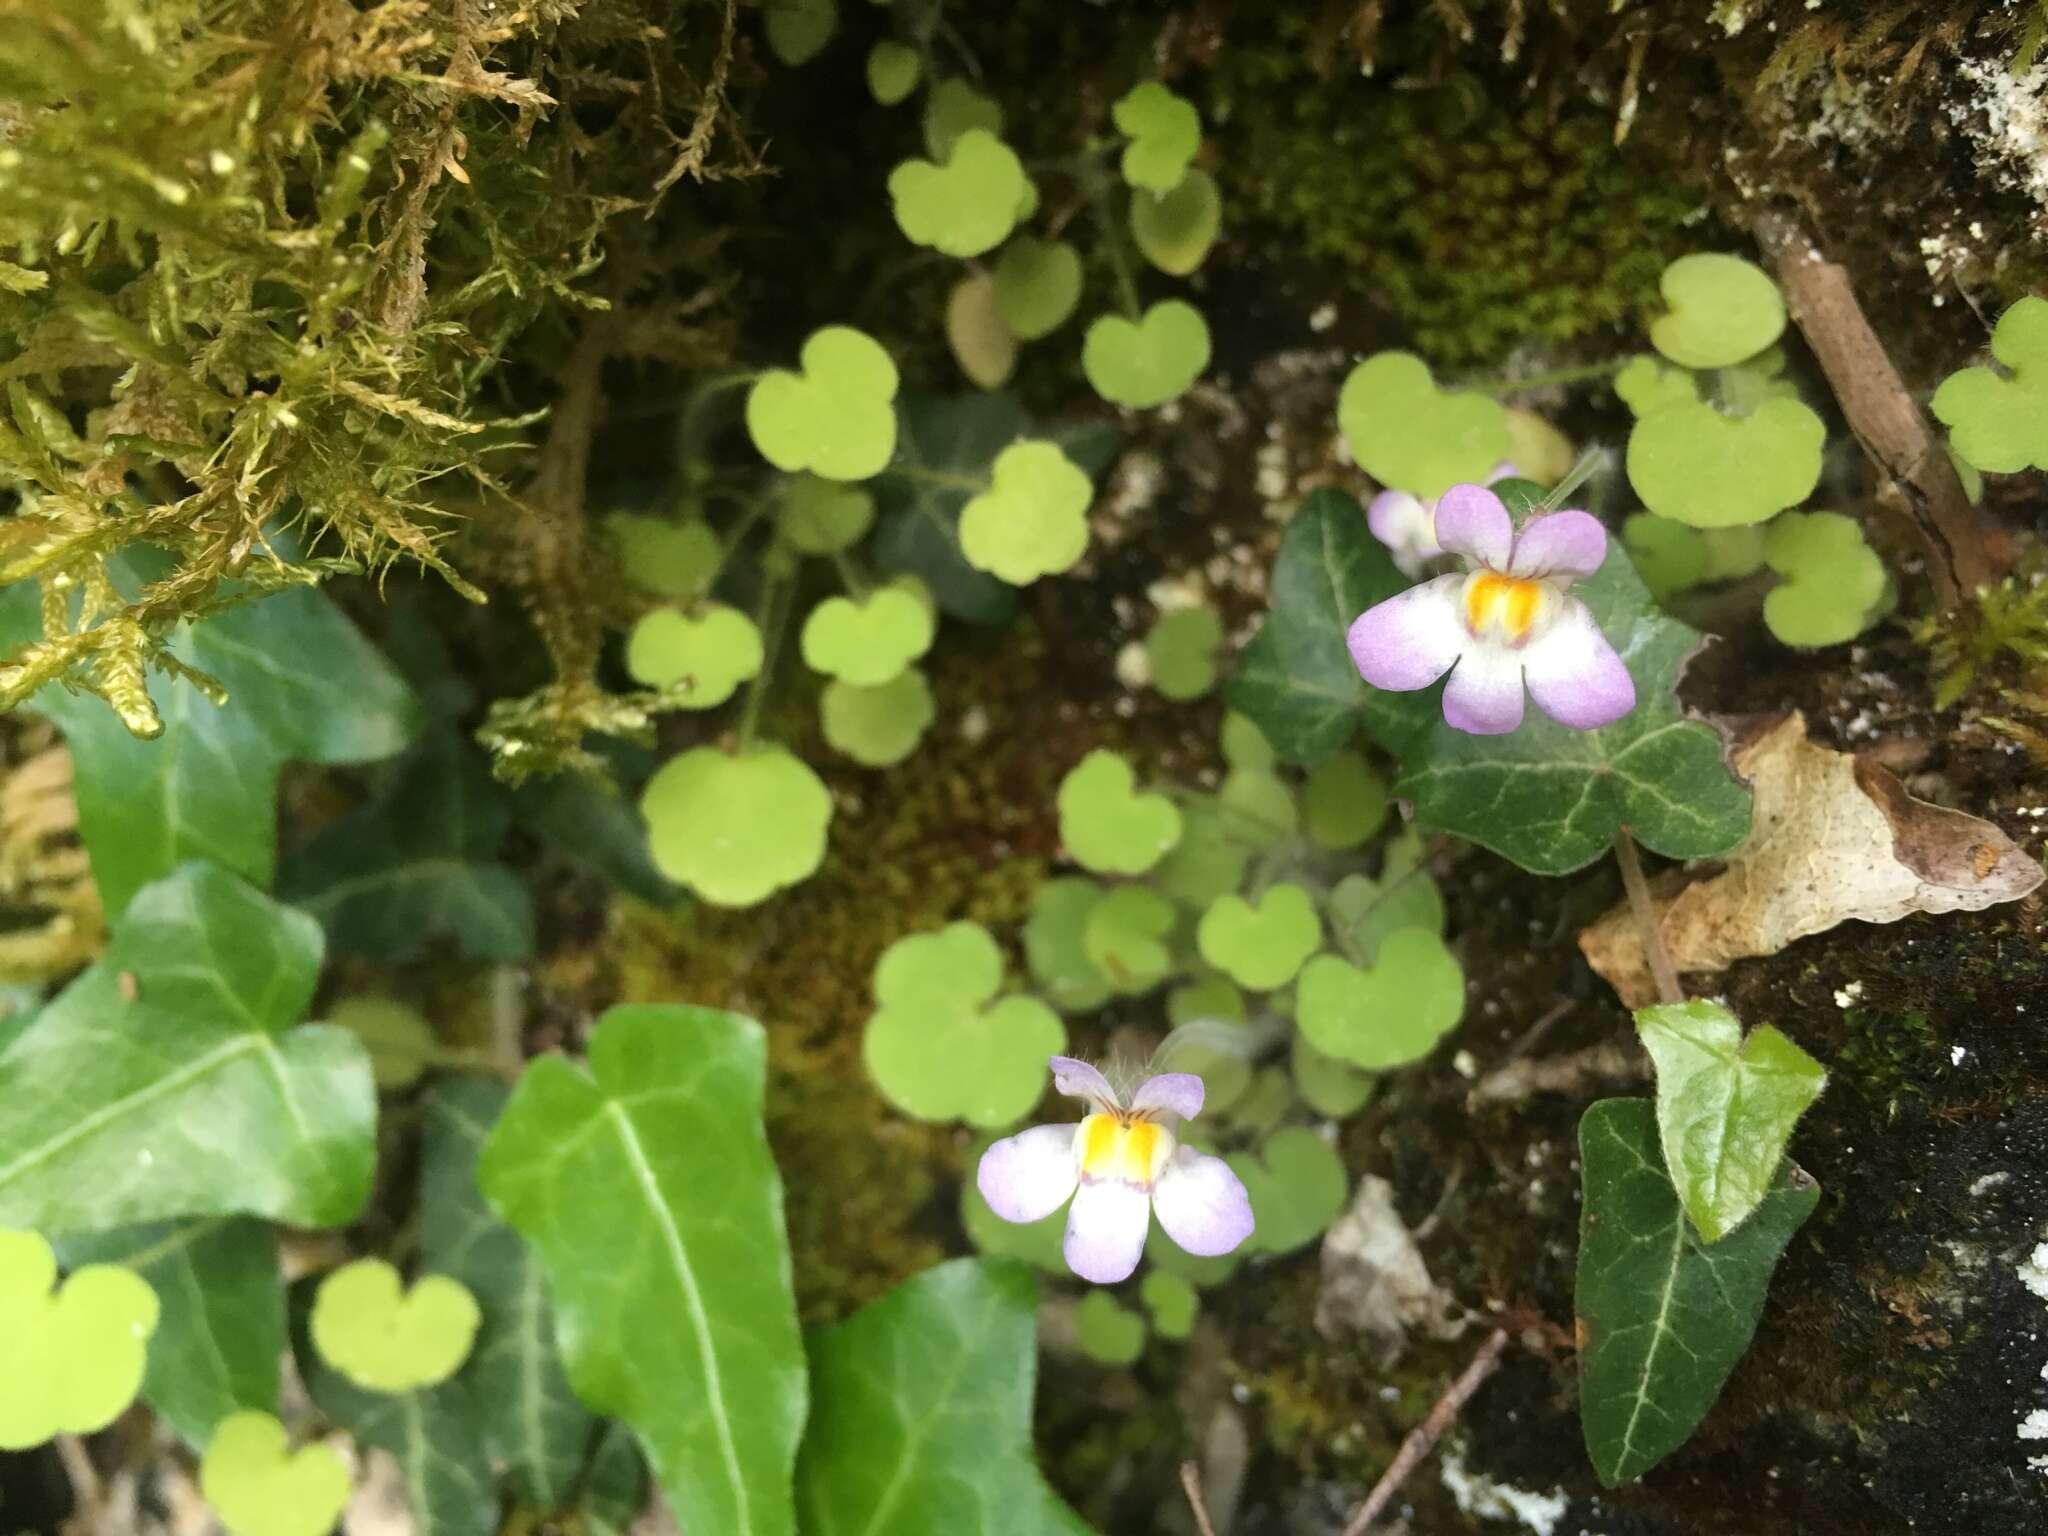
[1753,209,1993,610]
[1180,1460,1221,1536]
[1613,830,1682,1006]
[1340,1329,1511,1535]
[55,1435,104,1535]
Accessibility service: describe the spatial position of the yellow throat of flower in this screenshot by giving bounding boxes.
[1078,1111,1175,1188]
[1462,570,1551,644]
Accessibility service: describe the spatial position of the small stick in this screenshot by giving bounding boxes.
[56,1435,103,1534]
[1180,1460,1221,1536]
[1613,830,1683,1006]
[1339,1328,1511,1536]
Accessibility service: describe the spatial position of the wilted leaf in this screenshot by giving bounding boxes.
[1580,713,2044,1006]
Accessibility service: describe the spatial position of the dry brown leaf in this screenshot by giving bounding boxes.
[1580,712,2044,1006]
[1315,1175,1465,1361]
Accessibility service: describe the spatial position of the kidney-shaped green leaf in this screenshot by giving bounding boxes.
[479,1005,807,1536]
[0,863,375,1232]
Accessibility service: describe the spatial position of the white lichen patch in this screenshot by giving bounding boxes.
[1440,1444,1569,1536]
[2019,1240,2048,1304]
[2018,1238,2048,1471]
[1946,61,2048,212]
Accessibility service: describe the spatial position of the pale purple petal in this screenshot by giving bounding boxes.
[1130,1073,1204,1122]
[1483,460,1519,485]
[1431,484,1513,570]
[1063,1178,1151,1284]
[1049,1056,1119,1109]
[1508,510,1608,581]
[1347,574,1464,692]
[1441,642,1527,735]
[977,1124,1080,1224]
[1523,602,1636,729]
[1367,490,1438,576]
[1151,1149,1255,1258]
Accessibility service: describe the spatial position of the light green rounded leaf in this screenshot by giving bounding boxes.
[1648,254,1786,369]
[1930,295,2048,473]
[781,475,875,555]
[1761,511,1886,648]
[1111,80,1200,192]
[1082,885,1177,996]
[1023,878,1112,1013]
[1614,355,1701,419]
[821,668,935,767]
[1140,1269,1198,1340]
[1326,864,1444,967]
[889,129,1026,258]
[0,1230,159,1449]
[800,582,936,685]
[1292,1032,1376,1119]
[865,39,919,104]
[1622,512,1709,599]
[959,440,1093,585]
[1296,929,1464,1069]
[1075,1291,1146,1363]
[641,746,832,906]
[1145,605,1223,700]
[1302,750,1387,850]
[1082,300,1210,409]
[1195,884,1320,992]
[1130,167,1222,276]
[923,77,1003,160]
[1337,352,1509,500]
[864,923,1066,1126]
[625,604,764,703]
[1626,397,1824,527]
[200,1412,351,1536]
[747,326,899,481]
[993,238,1083,340]
[1166,974,1245,1029]
[1057,750,1183,874]
[1217,766,1297,851]
[310,1258,480,1394]
[1227,1128,1347,1256]
[1220,710,1276,771]
[1152,802,1251,910]
[763,0,836,65]
[330,996,437,1090]
[946,272,1016,390]
[1502,406,1575,487]
[607,514,722,601]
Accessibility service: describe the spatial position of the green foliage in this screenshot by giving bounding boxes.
[1327,854,1444,966]
[0,864,374,1231]
[1648,255,1786,369]
[794,1260,1089,1535]
[419,1078,593,1510]
[889,130,1028,258]
[946,273,1017,390]
[1615,355,1702,418]
[640,746,833,907]
[1621,514,1766,599]
[1296,930,1464,1070]
[1082,885,1177,994]
[800,582,936,685]
[1931,296,2048,473]
[1637,1001,1827,1243]
[56,1219,282,1449]
[1130,170,1223,277]
[1626,398,1825,528]
[763,0,838,66]
[867,40,921,105]
[747,327,901,481]
[1146,605,1225,700]
[1338,352,1510,500]
[1291,1034,1376,1119]
[625,605,766,701]
[958,442,1094,585]
[821,668,936,767]
[1761,512,1887,647]
[310,1258,481,1394]
[332,998,439,1090]
[1113,82,1202,193]
[1140,1269,1199,1340]
[1082,301,1211,409]
[0,1228,159,1449]
[864,922,1067,1126]
[1301,751,1388,851]
[199,1412,352,1536]
[1024,879,1114,1014]
[609,516,725,601]
[1228,1128,1347,1256]
[480,1005,808,1536]
[1576,1099,1818,1486]
[924,79,1005,159]
[1196,885,1321,992]
[1075,1290,1148,1364]
[994,239,1085,339]
[1057,750,1184,875]
[781,477,876,556]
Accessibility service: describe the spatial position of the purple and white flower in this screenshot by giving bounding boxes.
[976,1056,1255,1285]
[1346,483,1636,736]
[1368,460,1518,577]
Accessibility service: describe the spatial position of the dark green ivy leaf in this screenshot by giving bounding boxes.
[795,1258,1094,1536]
[0,863,375,1231]
[419,1076,595,1512]
[1226,489,1409,765]
[579,1423,651,1536]
[56,1217,282,1448]
[1576,1098,1818,1487]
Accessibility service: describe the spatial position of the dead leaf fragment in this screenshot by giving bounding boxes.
[1315,1175,1465,1360]
[1580,712,2043,1006]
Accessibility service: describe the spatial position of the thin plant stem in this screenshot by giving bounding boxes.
[1180,1461,1221,1536]
[1340,1328,1510,1536]
[829,549,870,598]
[1538,447,1607,513]
[1085,170,1143,319]
[1464,358,1626,397]
[734,571,790,752]
[1614,829,1683,1005]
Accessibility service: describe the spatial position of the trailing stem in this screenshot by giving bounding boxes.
[1614,829,1683,1006]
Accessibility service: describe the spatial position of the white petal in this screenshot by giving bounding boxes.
[1347,574,1465,692]
[1063,1178,1151,1284]
[1130,1073,1204,1121]
[1152,1149,1255,1258]
[1523,601,1636,729]
[1441,640,1527,735]
[977,1124,1079,1223]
